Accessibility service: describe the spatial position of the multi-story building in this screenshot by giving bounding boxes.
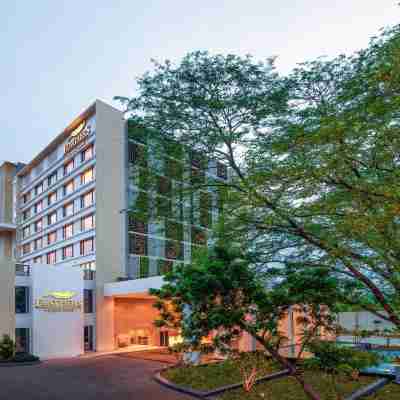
[0,99,231,358]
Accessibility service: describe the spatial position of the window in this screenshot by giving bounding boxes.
[48,171,57,187]
[35,183,43,196]
[81,167,94,185]
[46,250,57,264]
[81,261,96,280]
[63,223,74,239]
[33,255,42,264]
[34,200,43,214]
[81,145,94,162]
[22,209,30,221]
[22,191,31,204]
[22,225,30,239]
[48,191,57,206]
[47,231,57,245]
[80,237,94,255]
[81,214,95,231]
[63,180,74,196]
[81,190,94,208]
[128,233,147,255]
[64,159,74,176]
[48,211,57,225]
[84,289,94,313]
[15,287,29,313]
[34,219,43,233]
[15,328,30,353]
[34,237,42,251]
[63,202,74,217]
[22,243,31,255]
[62,244,74,260]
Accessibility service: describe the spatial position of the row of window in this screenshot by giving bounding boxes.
[21,145,94,205]
[24,237,95,264]
[22,166,95,221]
[15,286,94,314]
[22,190,95,239]
[22,214,95,255]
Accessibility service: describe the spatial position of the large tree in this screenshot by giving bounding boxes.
[117,25,400,329]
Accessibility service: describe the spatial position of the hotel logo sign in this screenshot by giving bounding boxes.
[64,120,91,154]
[34,291,82,313]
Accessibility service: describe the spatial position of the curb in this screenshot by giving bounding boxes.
[344,378,392,400]
[154,366,291,398]
[0,360,41,367]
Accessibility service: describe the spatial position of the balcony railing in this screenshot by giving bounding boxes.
[15,264,30,277]
[83,270,96,281]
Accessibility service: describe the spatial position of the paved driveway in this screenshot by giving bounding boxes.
[0,355,192,400]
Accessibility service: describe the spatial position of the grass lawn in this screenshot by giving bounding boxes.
[163,352,280,391]
[219,371,400,400]
[163,352,400,399]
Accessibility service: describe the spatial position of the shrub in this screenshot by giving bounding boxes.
[305,340,381,376]
[0,335,16,360]
[12,353,39,363]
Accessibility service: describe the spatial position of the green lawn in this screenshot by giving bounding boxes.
[218,371,400,399]
[163,353,400,399]
[163,352,280,391]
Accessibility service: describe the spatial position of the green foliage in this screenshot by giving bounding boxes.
[304,340,380,375]
[0,334,16,360]
[118,27,400,331]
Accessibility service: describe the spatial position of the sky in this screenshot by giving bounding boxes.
[1,1,399,164]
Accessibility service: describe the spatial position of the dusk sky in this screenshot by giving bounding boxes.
[1,1,399,164]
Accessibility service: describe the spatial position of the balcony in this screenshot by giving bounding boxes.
[15,263,30,276]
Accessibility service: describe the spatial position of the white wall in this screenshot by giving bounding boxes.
[31,263,84,359]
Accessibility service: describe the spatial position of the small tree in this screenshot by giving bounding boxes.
[151,244,340,400]
[0,334,16,360]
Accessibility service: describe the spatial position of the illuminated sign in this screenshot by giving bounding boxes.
[34,291,82,312]
[64,120,91,154]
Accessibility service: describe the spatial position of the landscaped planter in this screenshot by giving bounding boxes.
[154,364,290,398]
[0,353,40,367]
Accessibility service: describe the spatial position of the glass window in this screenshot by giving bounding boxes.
[62,245,74,260]
[34,237,42,251]
[35,183,43,196]
[81,261,96,280]
[15,328,30,353]
[81,214,95,231]
[34,219,42,233]
[15,287,29,313]
[80,238,94,255]
[81,145,94,163]
[63,202,74,217]
[63,180,75,196]
[47,211,57,225]
[47,231,57,245]
[46,251,57,264]
[33,255,42,264]
[63,223,74,239]
[48,191,57,206]
[34,200,43,214]
[22,225,30,239]
[48,172,57,187]
[84,289,94,313]
[81,190,94,208]
[81,167,94,185]
[22,243,31,255]
[64,159,74,176]
[22,209,30,221]
[22,191,31,204]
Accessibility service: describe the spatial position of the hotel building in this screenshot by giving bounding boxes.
[0,100,233,358]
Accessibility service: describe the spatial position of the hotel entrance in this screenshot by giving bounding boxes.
[114,294,163,349]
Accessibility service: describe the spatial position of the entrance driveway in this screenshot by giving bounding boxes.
[0,355,192,400]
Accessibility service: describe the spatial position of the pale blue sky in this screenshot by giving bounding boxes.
[1,1,399,164]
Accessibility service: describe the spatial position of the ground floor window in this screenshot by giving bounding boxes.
[15,328,30,353]
[160,331,169,347]
[84,326,94,352]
